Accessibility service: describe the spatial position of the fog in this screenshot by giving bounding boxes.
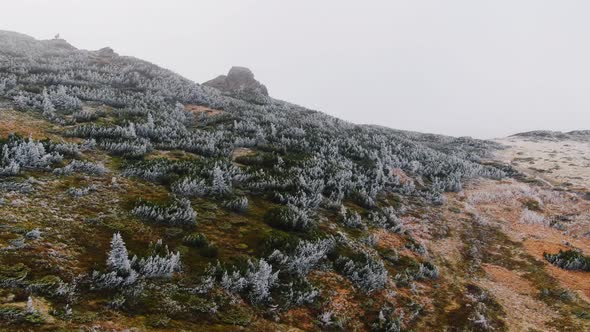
[2,0,589,138]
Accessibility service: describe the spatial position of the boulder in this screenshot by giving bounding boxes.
[203,66,269,103]
[96,47,118,58]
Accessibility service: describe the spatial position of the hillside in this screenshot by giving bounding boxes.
[0,31,589,331]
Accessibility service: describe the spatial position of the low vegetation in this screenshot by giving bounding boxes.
[544,250,590,272]
[0,30,588,331]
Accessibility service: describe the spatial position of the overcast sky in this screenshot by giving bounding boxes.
[2,0,589,138]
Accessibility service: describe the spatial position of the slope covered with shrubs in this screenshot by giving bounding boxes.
[0,31,512,330]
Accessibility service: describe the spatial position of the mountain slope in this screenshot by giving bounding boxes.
[0,31,589,331]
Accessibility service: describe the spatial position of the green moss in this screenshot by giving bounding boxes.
[257,229,299,256]
[200,245,219,258]
[164,227,185,238]
[145,313,171,328]
[235,243,248,250]
[29,275,61,292]
[182,233,209,248]
[217,306,253,326]
[72,311,99,324]
[24,312,45,325]
[0,306,45,326]
[0,306,23,320]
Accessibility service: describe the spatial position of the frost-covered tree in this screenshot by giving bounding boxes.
[93,232,138,289]
[0,160,20,176]
[372,305,403,332]
[25,296,35,314]
[245,258,279,303]
[337,252,388,294]
[67,184,97,197]
[269,238,335,277]
[0,180,34,193]
[52,142,81,157]
[210,165,231,195]
[369,207,403,233]
[94,235,182,288]
[53,160,107,176]
[42,88,56,119]
[172,177,207,197]
[131,246,181,279]
[0,135,62,173]
[50,85,82,112]
[106,232,131,274]
[339,206,365,230]
[265,204,314,231]
[544,250,590,271]
[223,196,249,212]
[219,258,279,304]
[100,139,152,157]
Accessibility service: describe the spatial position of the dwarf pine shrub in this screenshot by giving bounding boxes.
[53,160,107,176]
[223,196,249,212]
[544,250,590,271]
[132,198,197,227]
[336,252,388,294]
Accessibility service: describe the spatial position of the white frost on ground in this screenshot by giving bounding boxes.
[494,137,590,191]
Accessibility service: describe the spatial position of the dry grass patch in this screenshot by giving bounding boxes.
[281,307,316,331]
[482,264,535,295]
[185,104,224,116]
[232,147,255,161]
[0,109,61,140]
[478,277,559,332]
[309,271,365,330]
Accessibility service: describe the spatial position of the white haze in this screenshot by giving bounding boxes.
[2,0,589,138]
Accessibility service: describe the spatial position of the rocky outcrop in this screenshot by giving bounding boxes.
[95,47,118,58]
[203,66,269,104]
